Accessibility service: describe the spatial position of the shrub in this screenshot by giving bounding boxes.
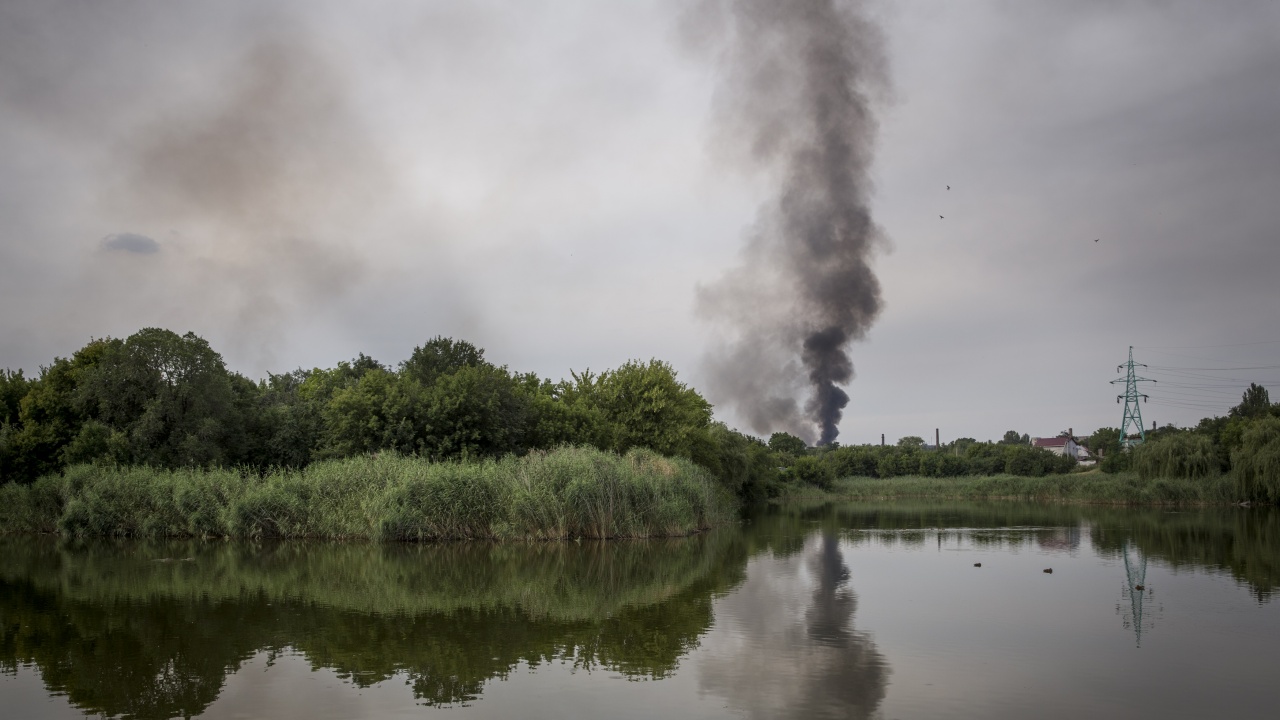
[791,455,836,490]
[1232,417,1280,502]
[1133,433,1218,481]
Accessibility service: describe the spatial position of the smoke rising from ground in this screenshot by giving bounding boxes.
[692,0,889,445]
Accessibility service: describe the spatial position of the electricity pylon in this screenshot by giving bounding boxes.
[1111,346,1155,448]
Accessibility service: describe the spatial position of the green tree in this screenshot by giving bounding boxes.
[400,337,487,386]
[0,368,29,425]
[690,423,781,501]
[790,455,835,490]
[897,435,925,450]
[998,430,1029,445]
[243,370,323,468]
[1232,417,1280,501]
[3,339,115,482]
[578,360,712,459]
[1082,427,1121,457]
[1133,433,1217,481]
[417,364,533,460]
[74,329,244,467]
[1231,383,1272,419]
[768,432,808,456]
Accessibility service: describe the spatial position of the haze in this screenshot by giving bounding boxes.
[2,0,1278,444]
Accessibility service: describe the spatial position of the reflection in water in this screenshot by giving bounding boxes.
[1,502,1277,718]
[698,531,888,720]
[1118,541,1161,647]
[0,534,746,718]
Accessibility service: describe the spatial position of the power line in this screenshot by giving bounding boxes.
[1147,364,1280,372]
[1134,340,1280,349]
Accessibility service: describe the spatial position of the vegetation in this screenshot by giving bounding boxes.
[780,471,1238,506]
[0,328,786,517]
[3,327,1277,531]
[0,447,734,540]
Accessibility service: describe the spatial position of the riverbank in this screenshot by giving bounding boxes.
[777,470,1245,505]
[0,446,736,540]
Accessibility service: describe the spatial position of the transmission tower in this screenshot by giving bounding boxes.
[1110,346,1155,448]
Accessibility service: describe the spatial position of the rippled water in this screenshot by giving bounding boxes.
[2,502,1277,719]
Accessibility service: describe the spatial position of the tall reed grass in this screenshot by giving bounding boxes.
[0,447,735,540]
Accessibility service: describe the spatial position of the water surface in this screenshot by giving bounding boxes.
[2,502,1276,718]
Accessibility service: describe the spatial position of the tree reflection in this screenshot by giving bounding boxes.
[0,533,746,717]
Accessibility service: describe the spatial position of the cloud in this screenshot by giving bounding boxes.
[102,232,159,254]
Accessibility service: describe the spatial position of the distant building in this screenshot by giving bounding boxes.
[1032,436,1084,460]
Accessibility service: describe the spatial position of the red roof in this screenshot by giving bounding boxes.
[1033,437,1070,448]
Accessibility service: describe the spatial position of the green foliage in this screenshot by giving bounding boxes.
[1133,432,1218,481]
[575,359,712,459]
[73,329,245,468]
[897,435,925,449]
[1082,427,1121,457]
[999,430,1029,445]
[399,337,486,386]
[1231,382,1272,419]
[5,447,734,540]
[1101,447,1133,473]
[788,471,1238,506]
[768,432,808,455]
[790,455,835,490]
[1232,417,1280,502]
[689,423,781,502]
[0,368,29,424]
[822,446,881,478]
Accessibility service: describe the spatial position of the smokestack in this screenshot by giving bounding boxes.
[694,0,889,446]
[935,428,939,449]
[880,433,884,447]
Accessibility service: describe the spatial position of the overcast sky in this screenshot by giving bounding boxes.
[2,0,1278,445]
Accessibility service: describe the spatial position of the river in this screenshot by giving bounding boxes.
[2,502,1276,719]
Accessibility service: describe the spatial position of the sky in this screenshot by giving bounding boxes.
[2,0,1278,445]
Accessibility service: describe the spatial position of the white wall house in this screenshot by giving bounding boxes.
[1032,436,1083,459]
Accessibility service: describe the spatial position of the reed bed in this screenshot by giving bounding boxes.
[782,471,1242,505]
[0,447,736,540]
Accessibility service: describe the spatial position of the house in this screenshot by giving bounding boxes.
[1032,435,1083,460]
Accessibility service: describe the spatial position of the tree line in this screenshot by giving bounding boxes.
[0,328,778,500]
[766,430,1079,490]
[1086,383,1280,501]
[4,327,1273,501]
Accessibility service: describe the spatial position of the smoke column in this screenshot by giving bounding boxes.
[693,0,889,445]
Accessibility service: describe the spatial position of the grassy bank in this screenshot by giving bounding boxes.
[0,446,735,540]
[779,470,1243,505]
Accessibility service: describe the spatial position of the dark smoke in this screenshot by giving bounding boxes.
[693,0,889,445]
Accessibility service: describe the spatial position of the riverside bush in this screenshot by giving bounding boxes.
[1134,433,1218,481]
[1,447,734,540]
[1233,417,1280,502]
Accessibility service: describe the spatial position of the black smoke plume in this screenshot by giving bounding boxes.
[692,0,888,445]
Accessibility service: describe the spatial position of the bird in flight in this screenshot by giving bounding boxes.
[939,215,944,219]
[1095,238,1099,243]
[946,185,950,190]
